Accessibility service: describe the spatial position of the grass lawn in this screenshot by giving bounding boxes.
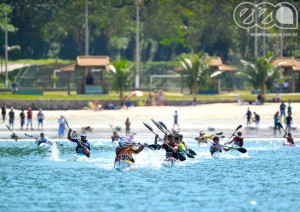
[0,90,299,102]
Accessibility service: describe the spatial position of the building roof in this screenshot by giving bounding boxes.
[217,64,238,71]
[76,56,110,67]
[209,57,223,66]
[272,57,298,67]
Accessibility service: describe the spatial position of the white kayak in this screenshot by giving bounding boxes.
[114,160,134,171]
[283,142,296,147]
[72,153,89,162]
[38,143,50,148]
[163,157,178,168]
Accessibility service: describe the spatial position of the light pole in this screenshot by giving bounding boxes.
[135,0,142,89]
[85,0,89,56]
[4,11,8,88]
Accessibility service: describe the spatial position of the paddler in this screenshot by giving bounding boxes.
[35,132,53,146]
[67,129,91,158]
[111,131,120,142]
[115,137,145,163]
[283,132,294,145]
[225,131,244,148]
[209,136,223,155]
[195,131,212,145]
[161,134,179,160]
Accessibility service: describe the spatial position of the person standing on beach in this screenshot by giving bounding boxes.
[274,111,281,135]
[287,102,292,115]
[26,107,33,131]
[37,108,44,131]
[1,105,6,123]
[20,109,25,130]
[125,117,131,136]
[253,112,260,129]
[58,115,66,138]
[245,108,252,125]
[8,107,15,130]
[173,110,180,132]
[285,113,293,133]
[279,101,286,121]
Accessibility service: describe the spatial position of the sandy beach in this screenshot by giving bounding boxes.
[1,102,298,140]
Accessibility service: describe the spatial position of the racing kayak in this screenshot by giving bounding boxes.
[283,142,296,146]
[163,157,178,168]
[114,159,134,171]
[72,153,89,162]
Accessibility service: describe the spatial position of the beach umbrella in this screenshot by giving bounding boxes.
[131,91,144,97]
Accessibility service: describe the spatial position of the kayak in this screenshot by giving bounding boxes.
[114,159,133,171]
[38,143,50,148]
[283,142,296,147]
[72,153,89,162]
[163,157,178,168]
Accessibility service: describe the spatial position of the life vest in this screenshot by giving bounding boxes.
[234,137,243,147]
[115,147,133,162]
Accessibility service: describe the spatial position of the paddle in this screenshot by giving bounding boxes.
[132,143,161,151]
[5,125,19,141]
[143,122,186,161]
[225,124,242,144]
[278,122,287,134]
[151,119,195,158]
[65,120,90,157]
[157,120,197,156]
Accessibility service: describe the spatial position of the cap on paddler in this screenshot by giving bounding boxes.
[80,132,86,137]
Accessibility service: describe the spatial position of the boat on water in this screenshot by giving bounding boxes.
[72,153,89,162]
[114,159,134,171]
[163,157,179,168]
[283,142,296,147]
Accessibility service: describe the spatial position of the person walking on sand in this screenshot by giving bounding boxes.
[58,115,66,138]
[245,108,252,125]
[20,109,25,130]
[274,111,281,135]
[172,110,180,132]
[37,108,44,131]
[125,117,131,137]
[8,107,15,130]
[26,107,33,131]
[1,105,6,123]
[287,102,292,115]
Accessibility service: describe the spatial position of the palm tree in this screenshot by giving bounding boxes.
[241,53,281,99]
[178,52,211,100]
[109,59,131,98]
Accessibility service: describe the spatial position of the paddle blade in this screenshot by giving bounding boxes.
[236,125,242,131]
[5,125,12,131]
[25,133,33,138]
[177,152,186,161]
[237,148,247,153]
[147,144,159,150]
[143,122,154,133]
[215,132,223,135]
[187,148,197,156]
[158,121,168,131]
[185,152,195,158]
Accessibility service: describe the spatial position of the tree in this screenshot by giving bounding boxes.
[241,52,281,98]
[178,52,211,100]
[110,59,131,98]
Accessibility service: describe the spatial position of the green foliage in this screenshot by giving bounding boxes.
[241,53,281,95]
[110,59,131,97]
[50,75,59,84]
[178,52,211,97]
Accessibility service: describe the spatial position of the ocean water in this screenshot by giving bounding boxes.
[0,138,299,212]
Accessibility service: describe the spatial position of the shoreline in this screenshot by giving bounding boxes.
[0,103,298,140]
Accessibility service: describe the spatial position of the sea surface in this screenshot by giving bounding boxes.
[0,138,299,212]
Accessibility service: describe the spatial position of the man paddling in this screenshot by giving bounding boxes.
[111,131,120,142]
[161,134,179,160]
[67,129,91,158]
[283,132,294,145]
[225,131,244,148]
[209,136,223,155]
[35,132,53,146]
[195,131,212,145]
[115,137,145,163]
